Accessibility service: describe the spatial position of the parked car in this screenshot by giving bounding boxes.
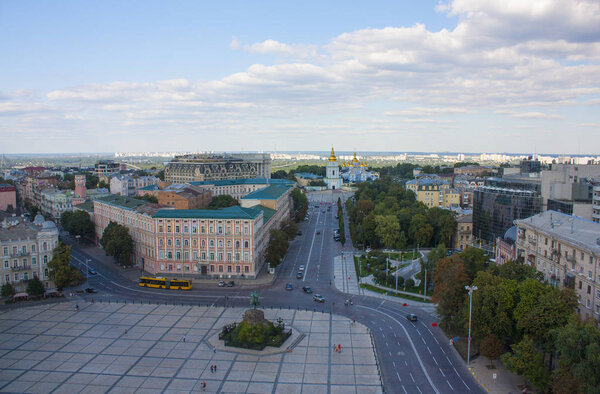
[296,271,303,279]
[313,294,325,303]
[406,314,418,322]
[285,283,293,291]
[297,230,303,236]
[227,281,235,287]
[88,268,97,275]
[302,286,313,294]
[218,281,226,287]
[85,287,98,293]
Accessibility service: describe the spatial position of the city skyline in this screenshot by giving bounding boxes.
[1,0,599,154]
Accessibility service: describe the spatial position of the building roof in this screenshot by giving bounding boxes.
[153,205,263,220]
[74,201,94,213]
[188,178,294,187]
[456,214,473,223]
[241,185,291,200]
[95,195,148,210]
[406,178,449,186]
[515,210,600,254]
[504,226,517,243]
[138,184,159,191]
[250,205,276,222]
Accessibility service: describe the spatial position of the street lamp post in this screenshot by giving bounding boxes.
[465,285,478,366]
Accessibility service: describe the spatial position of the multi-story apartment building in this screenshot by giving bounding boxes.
[0,216,58,293]
[473,186,542,244]
[0,184,16,211]
[593,184,600,223]
[40,189,73,219]
[541,164,600,219]
[94,160,121,178]
[515,211,600,321]
[453,214,472,251]
[110,175,158,196]
[495,226,517,265]
[164,153,271,183]
[405,178,455,208]
[23,175,58,207]
[92,183,293,279]
[454,165,496,177]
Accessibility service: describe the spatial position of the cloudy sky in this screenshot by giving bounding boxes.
[1,0,599,154]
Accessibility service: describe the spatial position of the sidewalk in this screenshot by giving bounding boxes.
[70,242,276,286]
[468,355,528,394]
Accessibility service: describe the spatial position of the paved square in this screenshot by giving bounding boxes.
[0,302,382,393]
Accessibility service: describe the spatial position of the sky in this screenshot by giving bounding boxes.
[1,0,599,154]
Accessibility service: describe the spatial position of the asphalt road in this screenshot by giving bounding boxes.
[65,191,483,394]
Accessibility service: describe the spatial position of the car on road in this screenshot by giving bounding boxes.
[85,287,98,293]
[286,283,293,291]
[313,294,325,303]
[296,271,303,279]
[322,210,326,213]
[227,281,235,287]
[298,265,304,271]
[406,314,418,322]
[334,235,340,242]
[218,281,226,287]
[314,205,319,208]
[88,268,97,275]
[302,286,313,294]
[316,230,321,235]
[297,230,302,236]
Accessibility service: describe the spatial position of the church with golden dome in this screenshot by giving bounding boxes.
[340,152,379,183]
[325,148,343,190]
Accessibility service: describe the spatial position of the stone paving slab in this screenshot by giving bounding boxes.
[0,302,383,393]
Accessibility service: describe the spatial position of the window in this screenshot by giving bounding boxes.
[159,251,165,259]
[192,226,197,234]
[235,241,240,249]
[167,239,172,246]
[22,245,26,253]
[226,226,231,234]
[210,265,214,272]
[184,251,189,260]
[244,266,249,273]
[579,281,583,289]
[159,225,163,233]
[201,226,205,234]
[23,272,28,281]
[168,251,173,259]
[14,273,18,281]
[586,299,591,308]
[4,274,8,283]
[244,252,249,261]
[2,247,7,255]
[227,266,232,273]
[588,285,592,294]
[184,239,188,247]
[43,256,48,264]
[218,227,222,234]
[184,226,188,233]
[209,226,214,234]
[227,240,231,248]
[175,226,180,233]
[236,266,240,273]
[168,264,173,271]
[31,245,35,252]
[210,240,214,247]
[227,253,231,261]
[218,265,223,272]
[159,239,164,246]
[218,253,223,261]
[44,268,48,277]
[244,241,249,248]
[201,240,206,247]
[43,242,47,251]
[32,257,36,265]
[201,252,206,260]
[176,239,180,247]
[167,225,171,232]
[218,240,223,247]
[210,253,214,261]
[236,253,240,261]
[176,252,181,260]
[244,227,248,235]
[193,239,197,247]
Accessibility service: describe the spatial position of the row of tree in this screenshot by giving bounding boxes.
[432,253,595,392]
[265,220,298,267]
[290,188,308,222]
[346,178,456,249]
[0,277,46,298]
[61,210,94,240]
[336,197,346,245]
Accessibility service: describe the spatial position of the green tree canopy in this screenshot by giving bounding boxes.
[265,228,289,267]
[1,282,16,298]
[26,276,45,297]
[290,188,308,222]
[208,194,239,209]
[432,255,469,329]
[100,222,134,266]
[61,210,94,239]
[47,242,83,290]
[503,336,550,392]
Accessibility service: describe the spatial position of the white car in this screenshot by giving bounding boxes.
[298,265,305,271]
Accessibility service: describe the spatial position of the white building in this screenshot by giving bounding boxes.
[110,175,158,196]
[0,215,59,293]
[324,148,342,190]
[40,189,73,219]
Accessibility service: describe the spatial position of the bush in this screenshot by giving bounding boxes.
[1,282,15,298]
[405,278,415,288]
[26,276,45,297]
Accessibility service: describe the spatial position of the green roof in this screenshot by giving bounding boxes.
[250,205,276,222]
[189,178,295,187]
[73,200,94,213]
[241,185,292,200]
[153,205,262,220]
[96,195,148,210]
[138,184,159,191]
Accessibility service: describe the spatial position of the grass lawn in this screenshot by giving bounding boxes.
[360,284,431,303]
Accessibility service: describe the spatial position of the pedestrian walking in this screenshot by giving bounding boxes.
[213,346,216,353]
[210,365,213,373]
[182,336,186,343]
[338,344,341,353]
[333,344,336,353]
[202,381,206,391]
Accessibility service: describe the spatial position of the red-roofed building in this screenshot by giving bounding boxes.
[0,184,17,211]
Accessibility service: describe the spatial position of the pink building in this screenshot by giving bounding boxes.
[74,175,86,205]
[0,184,17,211]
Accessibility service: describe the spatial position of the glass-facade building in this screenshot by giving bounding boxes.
[473,186,542,243]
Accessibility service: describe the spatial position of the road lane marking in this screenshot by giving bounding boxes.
[396,372,402,382]
[432,356,438,365]
[402,386,408,394]
[446,356,452,364]
[441,348,446,355]
[447,380,454,391]
[302,210,320,282]
[357,305,440,394]
[410,372,415,382]
[426,346,432,354]
[439,368,445,377]
[421,337,426,345]
[393,361,396,368]
[416,386,423,394]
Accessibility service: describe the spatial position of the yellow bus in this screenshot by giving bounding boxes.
[138,277,192,290]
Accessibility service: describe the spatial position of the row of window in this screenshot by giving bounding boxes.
[157,224,249,235]
[3,269,48,283]
[158,250,250,262]
[159,263,250,274]
[3,256,47,268]
[2,242,49,255]
[159,238,249,248]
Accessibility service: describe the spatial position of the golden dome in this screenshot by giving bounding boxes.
[352,152,359,163]
[328,147,337,162]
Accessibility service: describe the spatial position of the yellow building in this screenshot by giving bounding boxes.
[406,178,451,208]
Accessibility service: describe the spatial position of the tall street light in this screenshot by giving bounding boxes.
[465,285,478,366]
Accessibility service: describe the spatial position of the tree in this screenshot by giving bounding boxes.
[134,194,158,203]
[503,336,550,392]
[265,229,289,267]
[1,282,15,298]
[280,221,298,240]
[409,214,433,247]
[488,259,543,282]
[375,215,401,249]
[458,247,489,280]
[100,222,134,266]
[290,188,308,222]
[47,242,83,290]
[26,276,45,297]
[61,210,94,239]
[85,173,100,189]
[208,194,239,209]
[480,333,502,367]
[432,255,469,329]
[425,243,446,272]
[405,278,415,288]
